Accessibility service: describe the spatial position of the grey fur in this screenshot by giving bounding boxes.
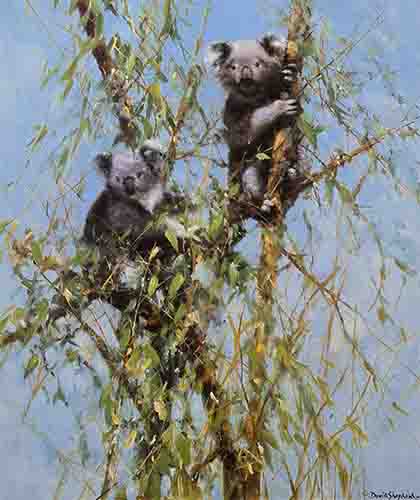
[83,141,184,260]
[207,33,299,206]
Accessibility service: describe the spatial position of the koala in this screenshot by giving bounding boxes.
[83,140,186,262]
[207,33,300,213]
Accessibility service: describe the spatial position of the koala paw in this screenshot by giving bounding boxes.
[281,63,298,83]
[274,98,300,117]
[260,197,275,213]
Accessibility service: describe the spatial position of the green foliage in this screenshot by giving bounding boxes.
[3,0,420,499]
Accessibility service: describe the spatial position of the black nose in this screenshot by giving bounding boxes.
[123,176,135,195]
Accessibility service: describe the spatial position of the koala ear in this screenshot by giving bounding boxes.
[206,41,232,67]
[259,33,286,57]
[94,153,113,176]
[140,141,165,170]
[142,139,164,156]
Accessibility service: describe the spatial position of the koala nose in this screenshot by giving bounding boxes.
[241,66,253,80]
[123,176,135,195]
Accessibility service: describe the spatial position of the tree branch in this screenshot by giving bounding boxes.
[75,0,137,146]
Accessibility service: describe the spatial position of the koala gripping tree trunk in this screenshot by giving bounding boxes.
[246,1,312,499]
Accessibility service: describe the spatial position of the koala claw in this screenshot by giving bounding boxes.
[260,197,275,213]
[281,63,298,82]
[275,98,299,116]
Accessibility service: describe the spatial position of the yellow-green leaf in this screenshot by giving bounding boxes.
[209,211,224,240]
[169,273,185,299]
[161,0,172,35]
[149,82,162,105]
[126,52,136,76]
[165,229,179,252]
[124,430,137,448]
[143,343,160,368]
[0,219,14,234]
[154,400,168,421]
[24,354,40,379]
[176,433,191,466]
[256,152,271,160]
[28,125,48,151]
[377,305,386,324]
[31,242,43,265]
[174,303,187,322]
[148,275,159,296]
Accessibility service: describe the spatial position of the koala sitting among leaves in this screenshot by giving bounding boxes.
[83,140,187,262]
[207,33,301,215]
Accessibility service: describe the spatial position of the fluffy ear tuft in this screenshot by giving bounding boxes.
[140,140,165,173]
[141,139,164,156]
[259,33,286,58]
[94,153,113,176]
[206,41,232,68]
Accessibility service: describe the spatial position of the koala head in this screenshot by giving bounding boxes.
[95,140,166,212]
[207,33,287,100]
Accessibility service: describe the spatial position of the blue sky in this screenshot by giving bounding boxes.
[2,1,420,498]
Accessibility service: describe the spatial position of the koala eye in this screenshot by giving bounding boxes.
[141,148,163,163]
[255,61,260,68]
[136,171,144,179]
[230,64,237,70]
[116,176,121,183]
